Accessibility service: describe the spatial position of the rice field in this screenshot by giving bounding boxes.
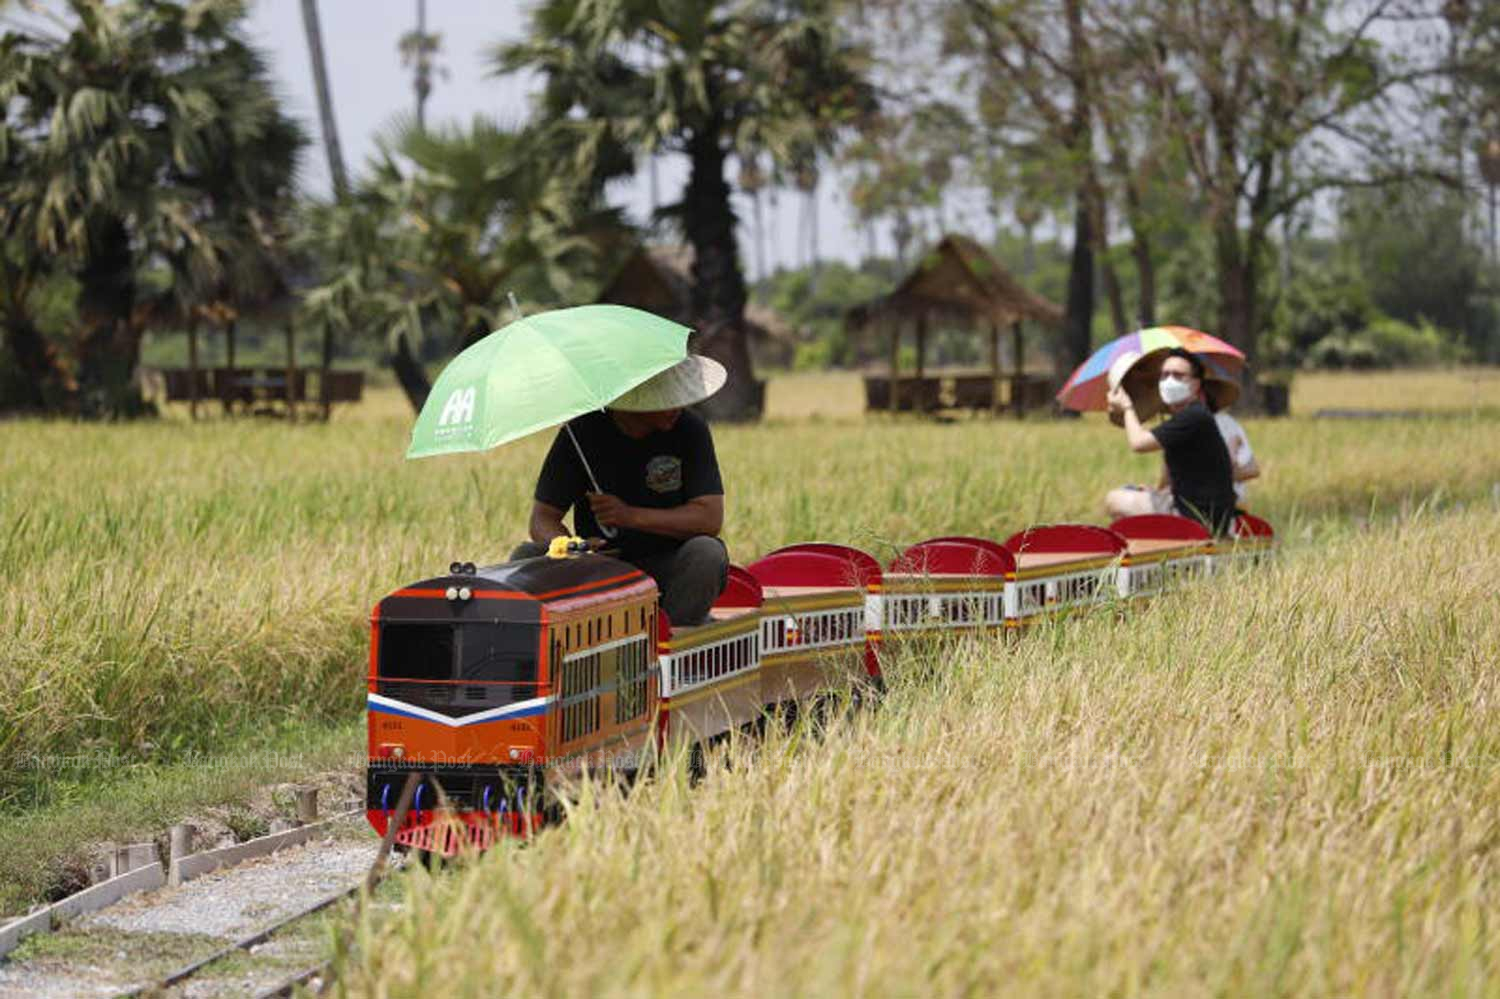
[1,368,1499,933]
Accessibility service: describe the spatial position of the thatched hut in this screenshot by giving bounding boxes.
[846,234,1063,414]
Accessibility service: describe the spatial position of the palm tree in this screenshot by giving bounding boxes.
[300,0,349,199]
[297,116,633,414]
[494,0,875,420]
[398,0,446,130]
[1,0,305,416]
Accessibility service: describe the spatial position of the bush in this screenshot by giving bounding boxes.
[1303,318,1468,370]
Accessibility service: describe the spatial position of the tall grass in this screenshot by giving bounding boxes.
[336,506,1500,996]
[3,385,1499,810]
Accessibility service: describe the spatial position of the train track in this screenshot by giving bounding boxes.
[115,773,421,999]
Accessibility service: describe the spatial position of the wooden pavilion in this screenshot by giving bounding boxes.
[846,234,1063,415]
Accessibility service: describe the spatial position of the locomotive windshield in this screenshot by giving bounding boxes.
[378,622,539,717]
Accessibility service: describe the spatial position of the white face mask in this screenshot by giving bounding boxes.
[1159,377,1194,406]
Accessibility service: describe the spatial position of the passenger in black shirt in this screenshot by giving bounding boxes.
[509,355,730,624]
[1106,348,1237,535]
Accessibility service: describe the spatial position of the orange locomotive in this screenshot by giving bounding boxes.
[365,543,880,854]
[366,551,661,850]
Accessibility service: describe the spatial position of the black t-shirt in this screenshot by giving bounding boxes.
[534,410,723,560]
[1150,400,1237,534]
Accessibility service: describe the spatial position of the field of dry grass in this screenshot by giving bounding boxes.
[2,368,1499,923]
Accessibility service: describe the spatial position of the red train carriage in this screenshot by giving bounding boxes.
[1211,513,1277,570]
[882,538,1013,637]
[748,543,881,699]
[1108,514,1214,598]
[1002,524,1127,621]
[366,551,659,851]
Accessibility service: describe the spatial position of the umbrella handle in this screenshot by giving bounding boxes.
[565,423,617,540]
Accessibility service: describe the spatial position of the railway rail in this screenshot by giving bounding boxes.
[116,773,422,999]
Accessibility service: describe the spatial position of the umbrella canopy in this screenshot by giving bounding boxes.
[406,305,691,460]
[1057,325,1245,414]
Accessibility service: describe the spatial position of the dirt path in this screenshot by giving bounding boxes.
[0,815,378,998]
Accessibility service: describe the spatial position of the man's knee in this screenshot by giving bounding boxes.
[659,536,728,625]
[675,535,729,591]
[508,540,549,561]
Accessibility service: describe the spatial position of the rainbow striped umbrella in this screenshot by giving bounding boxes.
[1056,325,1245,413]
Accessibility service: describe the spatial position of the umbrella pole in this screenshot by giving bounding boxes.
[510,291,616,540]
[565,422,605,494]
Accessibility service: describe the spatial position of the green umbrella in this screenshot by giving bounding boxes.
[406,304,691,538]
[406,304,690,461]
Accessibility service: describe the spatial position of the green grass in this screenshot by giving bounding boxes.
[335,506,1500,996]
[0,718,360,915]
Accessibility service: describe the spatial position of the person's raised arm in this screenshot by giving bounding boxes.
[1235,456,1261,482]
[1108,386,1160,453]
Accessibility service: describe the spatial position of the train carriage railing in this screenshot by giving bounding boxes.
[1002,525,1127,622]
[883,537,1014,635]
[658,567,764,698]
[1108,515,1214,599]
[746,544,882,680]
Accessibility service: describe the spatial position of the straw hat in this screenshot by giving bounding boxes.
[1202,375,1240,412]
[609,355,727,412]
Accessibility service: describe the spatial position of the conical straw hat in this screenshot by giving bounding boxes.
[609,355,727,411]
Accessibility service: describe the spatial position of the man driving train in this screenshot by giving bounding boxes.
[509,355,730,625]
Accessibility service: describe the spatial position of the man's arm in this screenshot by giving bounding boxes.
[527,501,571,544]
[1235,457,1261,482]
[1108,387,1160,453]
[588,493,723,539]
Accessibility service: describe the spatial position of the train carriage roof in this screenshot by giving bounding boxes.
[1108,514,1212,542]
[889,537,1016,576]
[749,543,883,589]
[1002,523,1127,556]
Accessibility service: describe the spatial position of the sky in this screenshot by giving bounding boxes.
[242,0,899,271]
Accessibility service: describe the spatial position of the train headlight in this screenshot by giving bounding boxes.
[445,586,459,601]
[458,587,472,601]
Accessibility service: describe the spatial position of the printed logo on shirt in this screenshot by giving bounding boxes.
[645,455,683,494]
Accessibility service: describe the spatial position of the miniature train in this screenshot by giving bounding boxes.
[365,512,1275,855]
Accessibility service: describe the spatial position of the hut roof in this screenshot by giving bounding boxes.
[597,245,798,349]
[846,234,1063,331]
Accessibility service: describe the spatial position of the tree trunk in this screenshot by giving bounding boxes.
[300,0,349,200]
[1057,196,1095,400]
[391,329,431,413]
[1214,219,1262,410]
[1,318,69,412]
[1131,232,1156,327]
[74,218,147,418]
[682,126,760,421]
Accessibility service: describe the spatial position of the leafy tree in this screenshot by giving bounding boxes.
[1113,0,1456,400]
[494,0,876,420]
[297,116,633,413]
[1,0,304,416]
[1341,185,1484,346]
